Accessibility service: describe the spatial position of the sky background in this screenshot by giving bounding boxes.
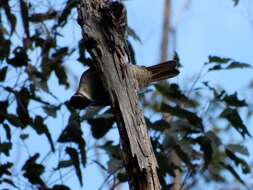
[78,0,253,189]
[5,0,253,190]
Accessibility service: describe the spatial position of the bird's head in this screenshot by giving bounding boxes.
[69,92,92,109]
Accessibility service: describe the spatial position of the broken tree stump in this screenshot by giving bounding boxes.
[77,1,161,189]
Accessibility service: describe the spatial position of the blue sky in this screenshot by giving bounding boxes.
[4,0,253,190]
[68,0,252,189]
[55,0,253,189]
[127,0,253,91]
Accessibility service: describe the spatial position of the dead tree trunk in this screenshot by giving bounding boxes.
[160,0,171,62]
[77,1,161,189]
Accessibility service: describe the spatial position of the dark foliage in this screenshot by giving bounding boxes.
[0,0,251,190]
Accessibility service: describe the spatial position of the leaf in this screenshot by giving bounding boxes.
[220,162,247,187]
[50,47,70,87]
[156,83,198,107]
[150,119,170,131]
[20,133,29,140]
[54,64,69,87]
[66,147,83,186]
[0,38,11,61]
[203,82,227,101]
[222,92,247,107]
[19,0,30,38]
[220,108,251,138]
[43,106,58,118]
[3,124,11,141]
[26,63,45,80]
[156,152,179,177]
[58,113,86,166]
[107,158,123,173]
[195,135,213,169]
[207,56,251,72]
[29,10,58,23]
[173,52,182,67]
[22,153,45,185]
[58,0,79,26]
[226,61,252,69]
[175,120,202,135]
[56,160,73,170]
[16,88,32,126]
[232,0,240,6]
[127,40,137,65]
[92,160,107,171]
[81,106,104,121]
[6,114,23,128]
[208,56,231,64]
[2,0,17,35]
[226,144,249,156]
[0,100,8,123]
[205,131,221,147]
[163,135,193,167]
[0,66,8,81]
[225,149,250,174]
[0,162,13,177]
[161,103,204,130]
[117,172,128,182]
[208,65,223,71]
[58,113,83,144]
[127,26,142,43]
[173,141,192,166]
[99,141,123,160]
[52,47,69,58]
[7,47,29,67]
[77,39,87,65]
[0,178,17,188]
[51,185,71,190]
[33,116,55,152]
[88,113,115,139]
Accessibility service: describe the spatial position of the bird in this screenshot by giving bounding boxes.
[70,60,179,109]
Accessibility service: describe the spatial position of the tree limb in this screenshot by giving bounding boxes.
[77,1,161,189]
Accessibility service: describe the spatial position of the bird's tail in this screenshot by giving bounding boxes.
[146,60,180,83]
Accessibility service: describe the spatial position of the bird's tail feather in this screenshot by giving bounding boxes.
[146,60,179,83]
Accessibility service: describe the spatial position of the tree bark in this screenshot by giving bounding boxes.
[160,0,171,62]
[77,1,161,189]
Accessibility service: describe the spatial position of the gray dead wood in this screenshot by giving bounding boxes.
[77,1,161,189]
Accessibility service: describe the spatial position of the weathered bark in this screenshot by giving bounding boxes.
[77,1,160,189]
[160,0,171,62]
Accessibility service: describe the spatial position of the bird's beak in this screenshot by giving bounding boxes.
[69,92,92,109]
